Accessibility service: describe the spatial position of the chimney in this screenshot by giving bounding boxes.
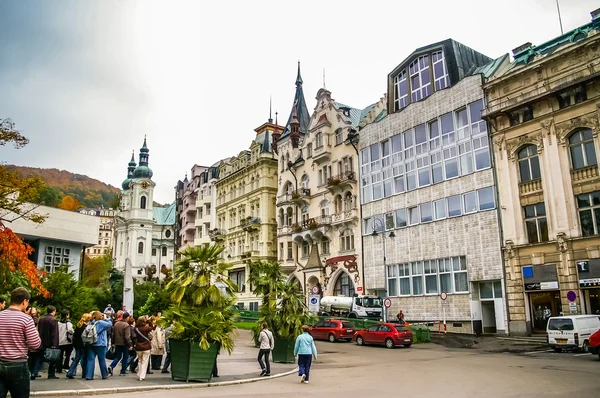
[512,42,533,58]
[591,8,600,20]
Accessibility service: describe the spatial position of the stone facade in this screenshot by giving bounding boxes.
[484,12,600,335]
[175,164,207,253]
[360,41,507,334]
[213,119,282,310]
[193,164,220,248]
[276,86,386,297]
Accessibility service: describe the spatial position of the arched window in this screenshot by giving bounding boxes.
[250,177,255,190]
[301,174,309,189]
[343,192,353,211]
[334,272,355,297]
[518,145,541,182]
[278,208,285,227]
[284,181,293,195]
[301,205,309,223]
[569,129,597,169]
[138,242,144,254]
[285,207,293,226]
[340,229,354,251]
[161,247,167,256]
[285,153,290,169]
[140,196,147,209]
[320,200,329,216]
[334,195,343,213]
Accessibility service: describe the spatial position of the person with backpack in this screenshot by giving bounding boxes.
[257,322,274,377]
[84,311,112,380]
[57,310,74,373]
[66,313,91,379]
[134,316,153,381]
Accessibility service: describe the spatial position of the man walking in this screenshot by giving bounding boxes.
[257,322,274,377]
[108,312,132,376]
[0,287,41,397]
[33,306,60,379]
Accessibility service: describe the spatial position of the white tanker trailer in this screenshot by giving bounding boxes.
[319,295,383,319]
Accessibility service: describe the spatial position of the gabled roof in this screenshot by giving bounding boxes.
[153,203,176,226]
[335,101,379,128]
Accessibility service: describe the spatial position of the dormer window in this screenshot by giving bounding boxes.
[394,70,409,111]
[409,55,432,102]
[556,84,587,109]
[432,51,449,90]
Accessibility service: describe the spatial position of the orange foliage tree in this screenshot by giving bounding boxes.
[58,195,82,211]
[0,226,49,297]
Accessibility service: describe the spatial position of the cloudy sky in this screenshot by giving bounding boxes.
[0,0,596,203]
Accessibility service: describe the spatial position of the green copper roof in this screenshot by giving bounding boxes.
[153,202,176,225]
[335,102,378,128]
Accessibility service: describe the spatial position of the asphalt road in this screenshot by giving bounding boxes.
[81,339,599,398]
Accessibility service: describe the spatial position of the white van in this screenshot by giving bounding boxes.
[546,315,600,352]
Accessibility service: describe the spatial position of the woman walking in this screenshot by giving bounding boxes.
[66,313,91,379]
[293,325,318,384]
[57,310,74,373]
[134,316,153,381]
[85,311,112,380]
[150,316,165,370]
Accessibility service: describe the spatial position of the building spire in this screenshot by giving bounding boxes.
[275,111,278,125]
[323,68,326,89]
[268,96,273,124]
[296,61,303,86]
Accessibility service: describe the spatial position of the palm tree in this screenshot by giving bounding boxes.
[248,261,285,308]
[160,244,238,353]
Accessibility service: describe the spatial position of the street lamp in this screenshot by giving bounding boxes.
[371,218,396,322]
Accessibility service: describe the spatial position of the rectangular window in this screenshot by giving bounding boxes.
[406,160,417,191]
[383,169,393,198]
[429,119,440,150]
[382,140,390,168]
[431,151,443,183]
[463,191,478,214]
[417,156,430,187]
[432,51,449,91]
[443,147,458,179]
[440,113,455,146]
[398,264,411,296]
[307,143,312,158]
[524,203,549,243]
[287,242,293,260]
[360,148,370,175]
[473,136,490,170]
[394,70,409,111]
[415,124,428,154]
[404,129,414,159]
[408,206,419,226]
[361,175,372,204]
[420,202,433,223]
[335,129,343,145]
[453,257,468,293]
[410,55,431,102]
[478,187,495,211]
[412,262,423,295]
[447,195,462,217]
[469,100,486,135]
[424,260,438,294]
[577,191,600,236]
[388,264,398,297]
[370,143,381,172]
[439,258,453,293]
[152,248,157,257]
[372,172,383,200]
[434,199,447,220]
[385,212,395,230]
[458,141,473,175]
[395,208,407,228]
[455,108,470,141]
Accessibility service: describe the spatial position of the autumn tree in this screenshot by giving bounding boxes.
[82,252,112,288]
[57,195,82,211]
[0,118,46,224]
[0,226,49,297]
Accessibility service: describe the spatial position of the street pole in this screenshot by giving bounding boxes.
[443,303,447,334]
[382,235,387,323]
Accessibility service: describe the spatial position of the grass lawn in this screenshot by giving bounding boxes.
[234,321,258,330]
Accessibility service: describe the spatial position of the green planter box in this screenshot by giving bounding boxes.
[169,338,219,382]
[272,337,296,363]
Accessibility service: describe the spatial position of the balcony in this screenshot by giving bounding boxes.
[312,144,331,164]
[326,171,357,192]
[331,208,359,226]
[292,216,331,244]
[291,188,311,205]
[277,193,294,206]
[518,179,542,195]
[277,225,293,236]
[240,249,260,260]
[240,217,261,231]
[571,165,600,195]
[208,228,226,242]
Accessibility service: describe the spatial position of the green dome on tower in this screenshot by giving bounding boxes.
[122,150,137,190]
[133,136,153,179]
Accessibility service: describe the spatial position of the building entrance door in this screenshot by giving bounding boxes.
[529,291,561,333]
[585,288,600,314]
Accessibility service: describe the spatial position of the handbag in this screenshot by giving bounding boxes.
[44,348,61,362]
[105,346,116,360]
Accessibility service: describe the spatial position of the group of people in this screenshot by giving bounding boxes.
[257,322,318,384]
[0,288,174,398]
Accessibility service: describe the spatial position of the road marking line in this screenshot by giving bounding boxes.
[573,353,591,357]
[524,350,553,354]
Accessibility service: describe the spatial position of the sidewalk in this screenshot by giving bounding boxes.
[430,333,549,353]
[30,330,297,396]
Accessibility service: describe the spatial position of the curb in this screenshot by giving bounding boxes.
[31,367,299,397]
[496,337,548,345]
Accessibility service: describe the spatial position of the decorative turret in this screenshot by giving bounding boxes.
[280,61,310,139]
[121,151,137,190]
[290,105,300,148]
[133,136,153,179]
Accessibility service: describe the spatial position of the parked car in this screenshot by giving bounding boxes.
[353,322,413,349]
[311,319,356,342]
[546,315,600,352]
[587,329,600,359]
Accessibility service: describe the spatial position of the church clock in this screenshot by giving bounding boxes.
[141,181,149,189]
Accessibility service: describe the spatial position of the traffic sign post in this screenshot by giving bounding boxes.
[383,298,392,323]
[567,290,577,302]
[440,292,447,334]
[311,285,320,295]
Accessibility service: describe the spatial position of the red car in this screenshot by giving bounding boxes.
[588,329,600,359]
[311,319,356,342]
[353,323,413,349]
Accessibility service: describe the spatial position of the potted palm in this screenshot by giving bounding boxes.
[249,261,314,363]
[158,245,237,382]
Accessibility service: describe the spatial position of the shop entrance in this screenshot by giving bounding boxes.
[584,288,600,314]
[529,291,561,333]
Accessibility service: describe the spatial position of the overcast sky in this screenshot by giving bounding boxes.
[0,0,596,203]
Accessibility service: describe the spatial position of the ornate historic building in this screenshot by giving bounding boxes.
[275,64,385,297]
[485,9,600,335]
[212,115,282,310]
[114,139,177,282]
[79,207,116,257]
[359,40,507,334]
[175,164,207,254]
[193,162,221,248]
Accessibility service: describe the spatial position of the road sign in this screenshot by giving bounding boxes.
[440,292,448,301]
[567,290,577,302]
[308,295,320,313]
[569,301,577,314]
[356,286,363,292]
[383,297,392,308]
[311,285,320,294]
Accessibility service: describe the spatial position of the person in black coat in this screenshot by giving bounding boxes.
[32,306,59,379]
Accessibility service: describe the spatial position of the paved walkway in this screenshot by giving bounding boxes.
[30,330,297,396]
